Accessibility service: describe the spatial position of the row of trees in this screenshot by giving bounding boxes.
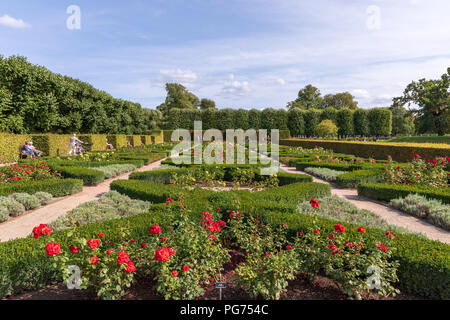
[163,106,393,137]
[0,55,161,134]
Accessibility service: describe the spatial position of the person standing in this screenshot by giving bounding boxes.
[69,134,84,156]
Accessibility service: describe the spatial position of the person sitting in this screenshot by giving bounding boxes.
[106,139,114,150]
[29,141,43,158]
[21,141,35,159]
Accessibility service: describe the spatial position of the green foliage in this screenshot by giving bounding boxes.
[322,92,358,110]
[289,84,323,110]
[393,68,450,136]
[56,166,105,186]
[304,109,321,137]
[287,108,305,137]
[0,179,83,197]
[368,108,392,136]
[357,182,450,204]
[276,172,312,185]
[0,133,31,163]
[317,120,338,138]
[390,105,415,136]
[199,98,216,110]
[0,55,151,134]
[337,109,354,136]
[390,194,450,231]
[353,109,370,136]
[279,138,450,162]
[9,193,41,210]
[247,109,261,130]
[304,167,346,181]
[320,107,338,124]
[335,170,382,188]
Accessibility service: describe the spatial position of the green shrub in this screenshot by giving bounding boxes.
[335,170,382,188]
[295,161,360,171]
[0,196,25,217]
[95,164,137,179]
[8,193,41,210]
[276,172,313,185]
[33,192,53,206]
[56,166,105,185]
[317,120,338,138]
[390,194,450,231]
[50,191,151,231]
[0,179,83,197]
[0,206,8,222]
[304,167,346,182]
[357,183,450,204]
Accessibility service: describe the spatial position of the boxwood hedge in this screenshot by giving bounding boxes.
[56,166,105,186]
[0,179,83,197]
[358,183,450,204]
[335,170,382,188]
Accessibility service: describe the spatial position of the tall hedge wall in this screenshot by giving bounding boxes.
[0,133,30,163]
[279,139,450,162]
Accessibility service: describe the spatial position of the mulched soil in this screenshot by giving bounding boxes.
[4,271,426,301]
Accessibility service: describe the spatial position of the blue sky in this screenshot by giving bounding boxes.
[1,0,450,110]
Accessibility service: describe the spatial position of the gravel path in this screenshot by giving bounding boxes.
[280,163,450,244]
[0,159,165,242]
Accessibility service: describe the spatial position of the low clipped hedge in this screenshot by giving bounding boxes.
[280,138,450,162]
[335,170,382,188]
[295,161,361,172]
[277,172,313,185]
[129,168,190,184]
[56,166,105,186]
[357,183,450,204]
[0,179,83,197]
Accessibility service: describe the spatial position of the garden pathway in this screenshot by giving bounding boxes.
[279,163,450,244]
[0,159,166,242]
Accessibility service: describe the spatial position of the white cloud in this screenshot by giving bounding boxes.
[275,78,286,85]
[351,89,371,99]
[158,69,197,83]
[221,76,251,97]
[0,14,29,29]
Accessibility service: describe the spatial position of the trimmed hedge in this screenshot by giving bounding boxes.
[56,166,105,186]
[78,134,107,151]
[106,134,127,149]
[280,139,450,162]
[0,133,31,163]
[0,179,83,197]
[277,172,313,185]
[295,161,361,172]
[31,134,71,157]
[357,183,450,204]
[335,170,382,188]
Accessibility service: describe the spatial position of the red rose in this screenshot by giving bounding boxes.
[309,198,320,208]
[285,245,293,250]
[97,232,104,238]
[313,229,320,235]
[377,243,388,253]
[219,220,226,228]
[107,249,114,255]
[172,271,179,277]
[161,237,167,242]
[124,261,136,273]
[141,243,148,248]
[154,248,173,262]
[33,224,53,239]
[117,251,130,265]
[229,211,241,219]
[69,245,79,254]
[87,239,101,250]
[90,256,99,265]
[334,224,345,234]
[46,242,61,256]
[357,227,366,233]
[183,265,189,272]
[149,224,162,235]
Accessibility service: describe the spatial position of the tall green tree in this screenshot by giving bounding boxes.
[368,108,392,136]
[199,98,216,110]
[353,109,370,136]
[336,109,354,136]
[389,105,415,135]
[157,83,199,114]
[288,85,323,110]
[287,108,305,136]
[393,68,450,136]
[322,92,358,110]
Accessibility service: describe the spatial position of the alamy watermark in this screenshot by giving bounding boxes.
[67,5,81,30]
[170,121,279,175]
